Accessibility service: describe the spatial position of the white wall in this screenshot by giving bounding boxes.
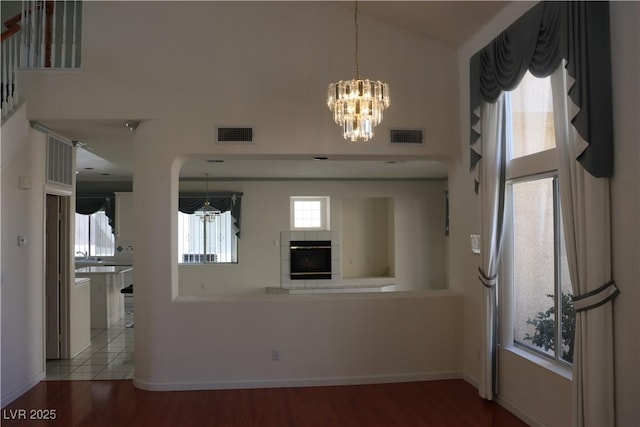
[609,2,640,425]
[24,1,457,158]
[178,179,447,296]
[130,121,461,389]
[453,1,640,425]
[342,197,392,278]
[452,0,537,393]
[1,107,47,406]
[18,1,461,393]
[136,291,463,390]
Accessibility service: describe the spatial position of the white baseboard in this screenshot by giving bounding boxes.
[133,371,462,392]
[70,341,92,359]
[461,375,542,427]
[495,394,542,427]
[1,371,46,408]
[462,373,479,389]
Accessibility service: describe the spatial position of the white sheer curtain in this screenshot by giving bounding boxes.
[475,95,507,400]
[551,63,619,427]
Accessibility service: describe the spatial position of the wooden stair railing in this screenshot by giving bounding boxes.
[1,1,54,67]
[1,1,81,119]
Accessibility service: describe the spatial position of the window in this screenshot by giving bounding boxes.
[290,197,330,230]
[75,210,115,257]
[178,210,237,263]
[504,72,575,364]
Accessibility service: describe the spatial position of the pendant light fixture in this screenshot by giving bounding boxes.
[195,173,220,222]
[327,0,390,142]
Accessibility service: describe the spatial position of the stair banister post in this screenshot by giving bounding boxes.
[2,43,7,116]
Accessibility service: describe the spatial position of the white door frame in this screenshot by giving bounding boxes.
[44,186,72,360]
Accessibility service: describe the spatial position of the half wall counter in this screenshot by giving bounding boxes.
[75,266,133,329]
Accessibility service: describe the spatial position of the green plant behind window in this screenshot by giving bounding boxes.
[523,292,575,363]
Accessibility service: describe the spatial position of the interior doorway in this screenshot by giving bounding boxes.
[45,194,70,360]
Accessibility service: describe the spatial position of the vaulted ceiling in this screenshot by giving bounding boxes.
[38,1,508,182]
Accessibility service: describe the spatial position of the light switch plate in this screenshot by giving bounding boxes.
[18,176,31,190]
[470,234,480,254]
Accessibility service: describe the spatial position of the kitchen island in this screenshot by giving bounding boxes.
[75,266,133,329]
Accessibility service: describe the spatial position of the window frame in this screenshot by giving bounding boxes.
[290,196,330,231]
[504,172,573,365]
[500,72,574,368]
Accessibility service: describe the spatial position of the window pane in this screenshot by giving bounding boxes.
[75,211,114,257]
[91,211,115,256]
[75,213,90,255]
[178,211,237,263]
[510,72,556,159]
[178,211,204,262]
[512,178,555,357]
[294,200,322,228]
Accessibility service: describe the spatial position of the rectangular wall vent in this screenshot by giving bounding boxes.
[390,129,424,145]
[46,135,74,187]
[217,127,254,143]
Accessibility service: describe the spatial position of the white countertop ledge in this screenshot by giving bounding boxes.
[75,266,133,274]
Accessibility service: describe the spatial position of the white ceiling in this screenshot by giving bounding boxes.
[39,1,508,182]
[337,1,508,47]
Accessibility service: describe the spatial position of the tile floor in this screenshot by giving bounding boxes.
[45,320,134,381]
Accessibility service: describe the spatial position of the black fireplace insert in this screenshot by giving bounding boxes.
[290,240,331,280]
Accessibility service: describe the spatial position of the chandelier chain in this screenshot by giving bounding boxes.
[354,0,359,79]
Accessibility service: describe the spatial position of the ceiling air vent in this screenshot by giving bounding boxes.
[390,129,424,145]
[217,127,254,143]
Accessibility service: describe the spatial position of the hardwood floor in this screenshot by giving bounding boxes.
[1,379,527,426]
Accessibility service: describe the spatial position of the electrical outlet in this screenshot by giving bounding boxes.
[272,349,280,361]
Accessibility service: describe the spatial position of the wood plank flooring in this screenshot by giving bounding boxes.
[1,379,527,427]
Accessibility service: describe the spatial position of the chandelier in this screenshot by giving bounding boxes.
[327,1,390,142]
[195,173,220,222]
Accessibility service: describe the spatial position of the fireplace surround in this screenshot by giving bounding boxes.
[280,231,341,287]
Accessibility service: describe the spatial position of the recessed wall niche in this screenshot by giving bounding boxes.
[341,197,394,278]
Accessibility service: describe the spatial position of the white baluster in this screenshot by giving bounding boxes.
[61,0,67,68]
[2,44,7,116]
[7,38,13,111]
[40,0,46,66]
[0,47,7,117]
[13,34,19,105]
[71,0,77,68]
[29,0,37,67]
[28,0,33,65]
[20,0,26,67]
[51,0,57,68]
